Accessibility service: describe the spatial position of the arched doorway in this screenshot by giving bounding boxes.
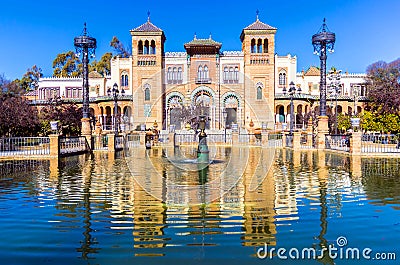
[222,92,240,128]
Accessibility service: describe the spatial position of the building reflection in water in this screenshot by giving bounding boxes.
[4,146,400,262]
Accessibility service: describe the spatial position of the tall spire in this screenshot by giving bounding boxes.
[256,9,259,21]
[147,10,151,22]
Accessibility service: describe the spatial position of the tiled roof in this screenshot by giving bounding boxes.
[244,18,276,30]
[305,66,320,76]
[131,19,162,32]
[25,90,38,96]
[89,71,103,78]
[184,37,222,46]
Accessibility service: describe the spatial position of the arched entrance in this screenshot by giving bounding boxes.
[222,92,240,128]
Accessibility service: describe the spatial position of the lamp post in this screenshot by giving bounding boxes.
[107,83,125,136]
[328,69,341,134]
[283,81,298,135]
[312,18,335,118]
[74,23,96,137]
[223,109,228,143]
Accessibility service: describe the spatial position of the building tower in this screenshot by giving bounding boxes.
[130,14,166,128]
[240,13,277,129]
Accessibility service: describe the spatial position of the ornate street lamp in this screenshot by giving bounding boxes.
[283,81,299,135]
[107,83,125,136]
[74,23,96,137]
[312,18,336,118]
[328,69,342,134]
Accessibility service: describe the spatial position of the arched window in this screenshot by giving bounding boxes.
[229,67,233,81]
[121,73,128,87]
[279,72,286,86]
[263,38,268,53]
[167,67,172,82]
[144,84,151,101]
[177,67,182,81]
[150,40,156,54]
[144,40,149,54]
[257,86,262,99]
[234,67,239,82]
[173,67,177,81]
[204,65,209,79]
[251,39,256,53]
[224,67,228,81]
[138,40,143,55]
[198,66,203,79]
[257,39,262,53]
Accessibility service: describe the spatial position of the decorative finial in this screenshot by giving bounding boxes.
[83,22,87,36]
[147,11,150,22]
[256,9,259,20]
[322,18,327,32]
[209,32,212,40]
[194,32,197,39]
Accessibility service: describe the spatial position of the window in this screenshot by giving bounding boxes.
[167,67,172,81]
[256,82,264,100]
[257,39,262,53]
[251,39,256,53]
[204,65,209,79]
[138,40,143,55]
[177,67,182,81]
[144,40,149,54]
[167,66,183,84]
[150,40,156,54]
[121,73,128,87]
[144,83,151,101]
[263,38,268,53]
[223,65,239,83]
[234,67,239,81]
[257,86,262,99]
[279,72,286,86]
[198,66,203,79]
[173,67,177,81]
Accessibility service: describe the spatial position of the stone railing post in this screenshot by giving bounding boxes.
[49,134,60,157]
[108,134,115,152]
[293,131,301,150]
[139,132,146,145]
[282,133,287,147]
[232,131,239,145]
[261,131,269,147]
[350,131,362,155]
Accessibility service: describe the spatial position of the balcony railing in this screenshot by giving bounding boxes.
[195,78,212,84]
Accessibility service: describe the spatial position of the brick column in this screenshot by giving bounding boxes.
[108,133,115,152]
[317,116,329,149]
[350,131,362,155]
[49,134,60,157]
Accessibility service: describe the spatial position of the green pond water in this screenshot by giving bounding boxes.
[0,146,399,265]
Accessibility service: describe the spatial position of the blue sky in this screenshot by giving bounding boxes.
[0,0,399,80]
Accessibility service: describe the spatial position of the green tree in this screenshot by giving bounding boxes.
[337,113,351,133]
[52,51,82,77]
[19,65,43,92]
[110,36,131,58]
[90,52,112,76]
